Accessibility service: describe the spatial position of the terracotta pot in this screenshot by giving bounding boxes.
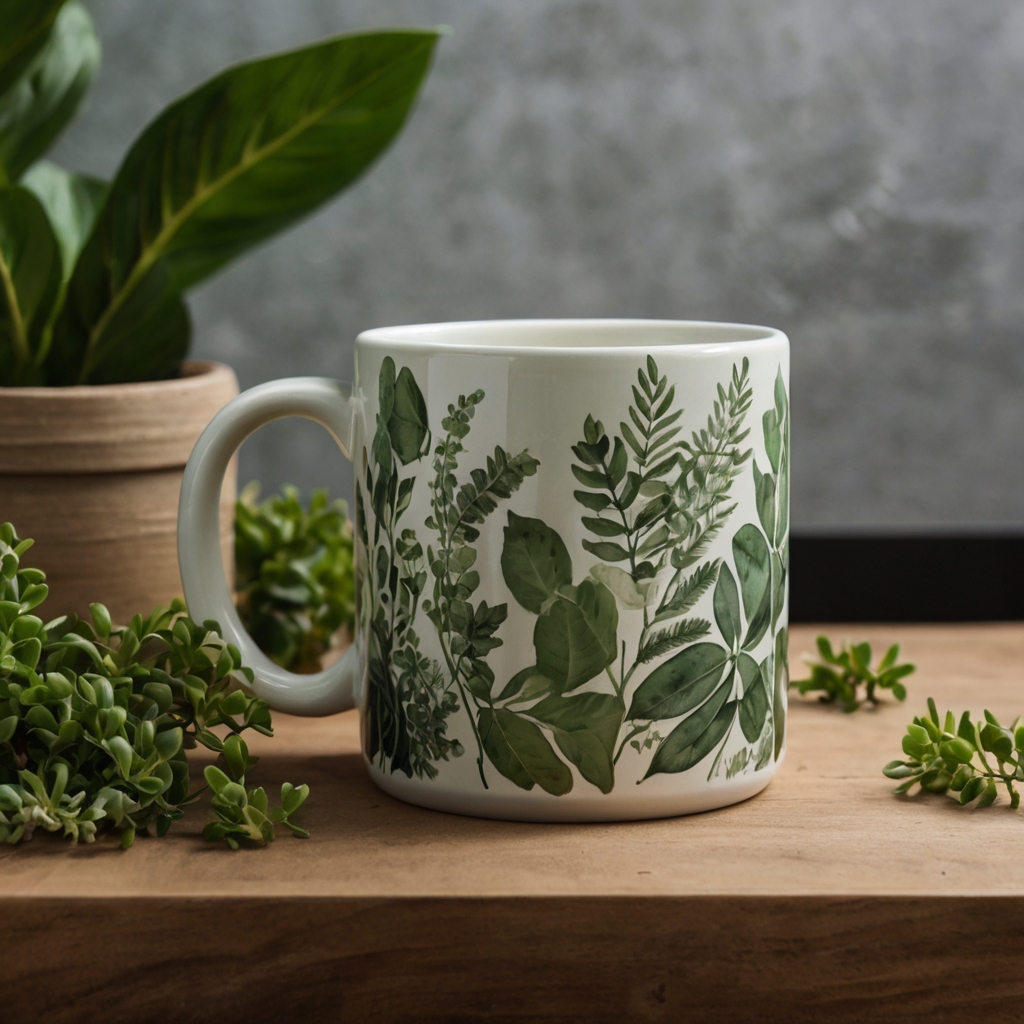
[0,361,239,624]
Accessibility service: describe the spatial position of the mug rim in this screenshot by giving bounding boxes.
[356,318,787,354]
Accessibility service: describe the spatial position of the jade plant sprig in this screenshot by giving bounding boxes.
[884,698,1023,810]
[235,483,355,674]
[790,635,915,712]
[0,522,308,848]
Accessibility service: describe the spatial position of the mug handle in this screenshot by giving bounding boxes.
[178,377,360,716]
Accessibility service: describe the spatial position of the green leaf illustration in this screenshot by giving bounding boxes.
[479,707,573,795]
[771,548,786,632]
[534,580,618,692]
[774,627,788,761]
[753,462,776,541]
[580,539,632,563]
[446,448,540,545]
[732,524,770,624]
[644,681,734,778]
[50,29,441,384]
[0,184,61,385]
[738,652,768,743]
[713,562,741,650]
[20,161,107,277]
[388,364,430,465]
[496,665,554,703]
[635,618,711,664]
[588,562,656,611]
[378,356,396,422]
[0,1,99,181]
[501,511,572,614]
[763,408,782,475]
[627,641,729,722]
[527,692,625,794]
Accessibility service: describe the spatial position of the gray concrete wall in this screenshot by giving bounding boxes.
[52,1,1024,529]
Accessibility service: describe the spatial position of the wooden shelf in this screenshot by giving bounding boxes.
[4,624,1023,1022]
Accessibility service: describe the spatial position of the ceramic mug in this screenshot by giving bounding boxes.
[178,319,790,821]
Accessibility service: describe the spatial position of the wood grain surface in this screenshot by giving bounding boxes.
[4,624,1024,1022]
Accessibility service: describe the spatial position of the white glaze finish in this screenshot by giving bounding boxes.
[179,320,789,821]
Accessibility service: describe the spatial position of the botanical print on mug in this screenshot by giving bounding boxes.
[355,353,790,796]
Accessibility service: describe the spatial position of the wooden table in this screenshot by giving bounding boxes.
[4,625,1024,1022]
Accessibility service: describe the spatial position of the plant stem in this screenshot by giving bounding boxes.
[0,251,29,379]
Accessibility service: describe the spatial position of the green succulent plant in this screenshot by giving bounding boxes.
[0,522,308,848]
[235,483,355,674]
[0,2,442,386]
[791,635,915,712]
[885,698,1024,811]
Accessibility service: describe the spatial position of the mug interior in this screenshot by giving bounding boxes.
[357,319,782,351]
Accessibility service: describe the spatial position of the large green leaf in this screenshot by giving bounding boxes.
[763,409,781,475]
[527,692,624,794]
[732,525,770,623]
[534,580,618,692]
[0,184,61,384]
[771,548,786,633]
[387,364,429,465]
[50,29,442,384]
[501,511,573,614]
[644,681,734,778]
[737,651,768,743]
[627,642,730,722]
[733,523,771,650]
[21,160,106,276]
[773,627,788,761]
[0,0,65,101]
[479,707,573,795]
[378,356,396,421]
[496,665,554,703]
[713,563,741,649]
[753,461,775,541]
[0,1,98,181]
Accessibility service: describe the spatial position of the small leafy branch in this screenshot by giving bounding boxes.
[570,358,753,684]
[792,636,915,712]
[422,390,540,788]
[0,523,306,848]
[234,483,355,674]
[359,357,463,781]
[884,698,1024,810]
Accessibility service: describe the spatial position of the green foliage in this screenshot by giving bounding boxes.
[883,698,1024,811]
[792,635,915,712]
[235,483,355,674]
[633,365,790,781]
[361,357,465,781]
[0,522,307,848]
[0,7,441,385]
[422,385,542,789]
[0,1,99,181]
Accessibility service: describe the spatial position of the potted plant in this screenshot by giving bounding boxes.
[0,1,441,622]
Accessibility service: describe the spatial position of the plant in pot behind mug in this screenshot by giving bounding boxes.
[0,2,442,621]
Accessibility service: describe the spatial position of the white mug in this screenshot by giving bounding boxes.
[178,319,790,821]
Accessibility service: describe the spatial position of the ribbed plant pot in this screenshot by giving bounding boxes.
[0,361,239,624]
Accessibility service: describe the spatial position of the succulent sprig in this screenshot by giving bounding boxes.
[0,522,308,848]
[791,635,914,712]
[235,483,355,674]
[884,698,1024,810]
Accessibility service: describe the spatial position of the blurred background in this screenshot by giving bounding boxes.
[51,0,1024,534]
